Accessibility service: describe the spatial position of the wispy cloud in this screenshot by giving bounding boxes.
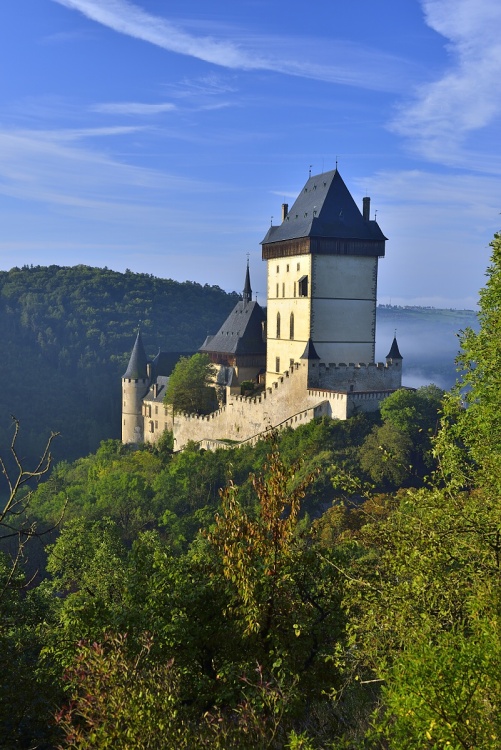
[92,102,177,115]
[391,0,501,167]
[31,125,147,141]
[51,0,418,92]
[0,127,212,215]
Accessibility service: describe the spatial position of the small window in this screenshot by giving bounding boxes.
[297,262,300,271]
[155,405,158,415]
[276,265,279,273]
[286,264,289,272]
[276,283,279,297]
[282,282,285,297]
[298,275,308,297]
[290,312,294,340]
[276,357,280,373]
[294,281,296,297]
[155,420,158,428]
[276,312,281,339]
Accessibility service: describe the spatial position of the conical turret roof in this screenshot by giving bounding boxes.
[386,336,402,360]
[243,261,252,305]
[300,338,321,360]
[123,330,149,378]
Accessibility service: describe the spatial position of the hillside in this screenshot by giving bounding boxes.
[0,264,239,464]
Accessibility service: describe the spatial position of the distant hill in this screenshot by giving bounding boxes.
[376,305,478,391]
[0,264,477,468]
[0,265,239,465]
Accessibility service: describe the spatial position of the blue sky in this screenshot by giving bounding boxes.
[0,0,500,309]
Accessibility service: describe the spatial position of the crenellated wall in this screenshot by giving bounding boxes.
[143,358,402,451]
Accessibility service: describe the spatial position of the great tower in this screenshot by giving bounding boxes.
[261,169,386,382]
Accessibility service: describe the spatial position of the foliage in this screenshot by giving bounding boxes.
[164,353,217,415]
[55,634,191,750]
[0,552,60,748]
[208,435,346,737]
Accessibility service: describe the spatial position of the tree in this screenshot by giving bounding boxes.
[207,435,346,741]
[163,353,217,415]
[436,232,501,493]
[0,416,60,590]
[359,421,414,488]
[342,234,501,747]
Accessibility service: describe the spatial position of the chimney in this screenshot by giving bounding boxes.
[363,196,370,221]
[281,203,288,222]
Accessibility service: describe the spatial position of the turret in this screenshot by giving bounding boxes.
[386,335,403,364]
[122,330,150,444]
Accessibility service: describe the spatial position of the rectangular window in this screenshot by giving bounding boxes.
[276,283,279,297]
[276,265,279,273]
[155,420,158,428]
[286,264,289,272]
[297,262,300,271]
[298,275,308,297]
[294,281,296,297]
[155,406,158,415]
[276,357,280,373]
[282,282,285,297]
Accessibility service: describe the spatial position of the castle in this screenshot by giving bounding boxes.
[122,169,403,451]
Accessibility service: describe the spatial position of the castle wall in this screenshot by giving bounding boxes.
[309,360,402,391]
[141,359,402,451]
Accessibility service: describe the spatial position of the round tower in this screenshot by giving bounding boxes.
[122,330,150,444]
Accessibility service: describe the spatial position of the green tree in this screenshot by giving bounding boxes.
[342,234,501,747]
[359,420,413,488]
[207,436,346,739]
[164,353,217,415]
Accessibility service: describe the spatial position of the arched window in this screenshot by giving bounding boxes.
[276,312,281,338]
[290,312,294,340]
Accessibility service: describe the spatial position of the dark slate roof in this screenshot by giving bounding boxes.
[261,169,386,245]
[151,351,175,379]
[199,300,266,356]
[143,375,169,403]
[123,331,148,379]
[386,336,403,360]
[300,338,321,360]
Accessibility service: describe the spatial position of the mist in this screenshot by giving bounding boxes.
[375,306,478,391]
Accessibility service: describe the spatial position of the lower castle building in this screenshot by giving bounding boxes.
[122,168,403,451]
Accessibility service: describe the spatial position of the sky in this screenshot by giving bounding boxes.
[0,0,500,309]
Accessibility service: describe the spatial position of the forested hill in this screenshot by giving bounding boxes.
[0,264,239,464]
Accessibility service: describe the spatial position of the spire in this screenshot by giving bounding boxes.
[243,258,252,305]
[123,330,149,379]
[386,336,402,361]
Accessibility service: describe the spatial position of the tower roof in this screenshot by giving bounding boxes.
[300,338,321,360]
[261,168,386,249]
[199,300,265,357]
[386,336,403,360]
[123,330,148,379]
